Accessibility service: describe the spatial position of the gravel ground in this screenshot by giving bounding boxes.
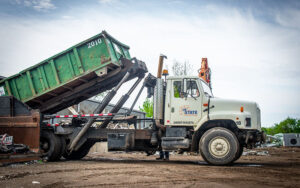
[0,147,300,188]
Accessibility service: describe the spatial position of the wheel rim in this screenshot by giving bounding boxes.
[40,138,50,155]
[208,136,230,158]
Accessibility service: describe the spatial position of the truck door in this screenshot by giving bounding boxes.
[169,79,202,126]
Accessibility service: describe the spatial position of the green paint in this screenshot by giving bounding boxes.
[40,66,50,89]
[5,81,12,95]
[67,53,75,77]
[105,38,118,63]
[15,73,32,100]
[50,60,60,85]
[26,71,36,95]
[37,67,46,91]
[31,68,44,94]
[73,48,84,74]
[11,79,20,99]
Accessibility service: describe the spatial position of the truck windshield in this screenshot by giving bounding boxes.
[200,80,213,97]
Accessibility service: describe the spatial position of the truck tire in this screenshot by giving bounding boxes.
[233,145,244,162]
[50,136,66,161]
[40,130,61,161]
[199,127,239,165]
[64,140,95,160]
[57,136,66,160]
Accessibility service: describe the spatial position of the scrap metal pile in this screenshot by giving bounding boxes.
[0,134,29,154]
[264,133,300,147]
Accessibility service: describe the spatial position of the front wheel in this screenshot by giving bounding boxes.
[199,127,239,165]
[233,145,244,162]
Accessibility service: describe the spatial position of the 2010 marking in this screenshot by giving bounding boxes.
[87,38,102,48]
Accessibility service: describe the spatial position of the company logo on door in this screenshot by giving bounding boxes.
[180,105,198,116]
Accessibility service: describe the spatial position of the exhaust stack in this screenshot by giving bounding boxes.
[153,54,167,126]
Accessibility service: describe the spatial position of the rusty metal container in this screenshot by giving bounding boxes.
[0,96,40,152]
[0,96,41,163]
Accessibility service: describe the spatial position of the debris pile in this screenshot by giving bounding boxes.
[0,134,29,154]
[263,133,300,147]
[243,150,269,156]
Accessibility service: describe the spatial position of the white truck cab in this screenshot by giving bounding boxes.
[165,76,261,131]
[156,76,265,165]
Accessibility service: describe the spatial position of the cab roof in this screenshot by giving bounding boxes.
[166,76,201,80]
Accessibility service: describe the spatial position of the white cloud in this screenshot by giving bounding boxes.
[14,0,22,4]
[275,8,300,29]
[98,0,117,4]
[62,15,73,19]
[14,0,56,11]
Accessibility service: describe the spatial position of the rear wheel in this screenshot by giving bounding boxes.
[57,136,66,160]
[64,140,95,160]
[199,127,239,165]
[40,130,61,161]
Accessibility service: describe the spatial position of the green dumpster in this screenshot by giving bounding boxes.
[0,31,134,114]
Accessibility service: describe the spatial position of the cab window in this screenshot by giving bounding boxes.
[200,80,213,97]
[173,81,182,98]
[186,80,199,98]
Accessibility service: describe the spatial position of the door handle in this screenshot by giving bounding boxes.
[203,105,215,112]
[171,107,174,113]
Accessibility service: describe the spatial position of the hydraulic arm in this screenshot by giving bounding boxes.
[68,58,148,152]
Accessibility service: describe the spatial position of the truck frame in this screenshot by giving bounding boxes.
[0,31,265,165]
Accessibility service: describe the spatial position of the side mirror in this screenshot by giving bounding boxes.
[180,92,188,98]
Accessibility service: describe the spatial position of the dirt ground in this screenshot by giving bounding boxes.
[0,147,300,188]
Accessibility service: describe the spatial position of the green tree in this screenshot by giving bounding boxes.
[262,117,300,135]
[261,127,276,135]
[139,98,153,118]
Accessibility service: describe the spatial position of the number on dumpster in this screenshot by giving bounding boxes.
[87,38,102,49]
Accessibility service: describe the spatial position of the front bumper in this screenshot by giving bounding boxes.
[239,130,266,148]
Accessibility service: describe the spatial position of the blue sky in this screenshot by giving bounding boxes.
[1,0,299,23]
[0,0,299,127]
